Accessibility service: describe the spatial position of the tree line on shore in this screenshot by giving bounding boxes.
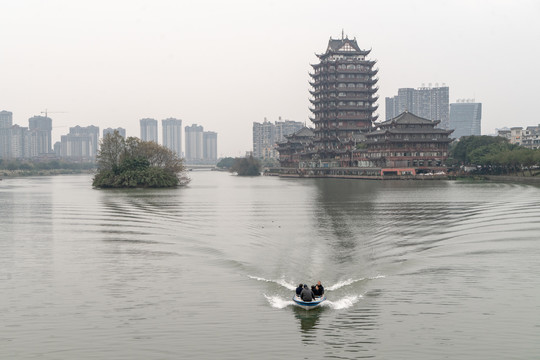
[448,136,540,176]
[0,159,94,176]
[3,135,540,180]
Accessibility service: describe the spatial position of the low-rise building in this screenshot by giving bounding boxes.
[501,125,540,149]
[359,111,454,174]
[276,127,314,168]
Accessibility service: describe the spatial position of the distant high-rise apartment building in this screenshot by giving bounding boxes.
[185,124,204,161]
[449,100,482,139]
[274,118,304,143]
[103,127,126,138]
[61,125,100,159]
[140,118,158,143]
[10,125,30,158]
[0,110,12,128]
[162,118,182,157]
[28,115,52,155]
[385,85,449,128]
[253,118,275,159]
[0,110,13,158]
[203,131,217,161]
[253,117,303,159]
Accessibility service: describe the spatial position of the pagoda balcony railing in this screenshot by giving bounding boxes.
[338,77,372,83]
[312,104,379,112]
[313,114,375,121]
[364,138,453,144]
[316,125,368,132]
[312,78,378,86]
[336,115,372,120]
[310,79,339,86]
[310,87,378,94]
[333,68,377,75]
[337,105,378,112]
[310,99,377,106]
[332,59,377,66]
[314,94,378,102]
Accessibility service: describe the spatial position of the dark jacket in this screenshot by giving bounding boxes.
[296,286,303,296]
[300,287,315,302]
[315,285,324,296]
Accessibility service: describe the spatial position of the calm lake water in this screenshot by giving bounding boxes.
[1,172,540,359]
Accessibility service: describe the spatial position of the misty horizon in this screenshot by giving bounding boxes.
[1,0,539,157]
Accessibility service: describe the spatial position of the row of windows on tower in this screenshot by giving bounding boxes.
[314,93,375,99]
[316,101,369,107]
[315,111,371,118]
[315,64,371,73]
[314,84,372,92]
[314,74,369,81]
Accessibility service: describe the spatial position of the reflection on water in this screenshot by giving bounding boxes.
[293,306,322,335]
[1,173,540,359]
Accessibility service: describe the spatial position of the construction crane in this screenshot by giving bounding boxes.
[41,109,66,118]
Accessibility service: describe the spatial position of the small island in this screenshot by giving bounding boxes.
[217,156,261,176]
[92,131,189,188]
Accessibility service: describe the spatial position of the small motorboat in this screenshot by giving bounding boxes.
[292,295,326,310]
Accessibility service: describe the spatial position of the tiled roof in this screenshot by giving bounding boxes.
[377,111,438,127]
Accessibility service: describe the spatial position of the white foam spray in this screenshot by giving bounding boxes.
[248,275,296,290]
[264,294,295,309]
[323,295,362,310]
[326,275,386,291]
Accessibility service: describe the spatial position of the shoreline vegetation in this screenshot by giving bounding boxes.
[0,159,95,178]
[1,169,94,177]
[3,136,540,184]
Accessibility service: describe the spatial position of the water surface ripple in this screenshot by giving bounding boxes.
[1,173,539,359]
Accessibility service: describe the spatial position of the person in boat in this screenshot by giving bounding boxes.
[313,285,322,297]
[300,284,315,302]
[296,284,303,296]
[316,281,324,296]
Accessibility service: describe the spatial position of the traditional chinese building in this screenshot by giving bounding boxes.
[275,127,314,168]
[308,36,379,166]
[358,111,454,175]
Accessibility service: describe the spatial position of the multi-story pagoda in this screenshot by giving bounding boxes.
[309,36,379,165]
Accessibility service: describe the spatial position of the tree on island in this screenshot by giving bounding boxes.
[216,157,235,170]
[231,156,261,176]
[92,131,189,188]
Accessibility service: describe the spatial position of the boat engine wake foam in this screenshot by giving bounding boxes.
[326,275,385,290]
[323,295,361,309]
[248,275,296,290]
[264,294,295,309]
[252,274,384,310]
[264,294,361,310]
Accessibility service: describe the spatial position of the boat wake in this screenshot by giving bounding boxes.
[323,295,361,309]
[264,294,361,310]
[248,275,296,290]
[264,294,295,309]
[252,274,383,310]
[326,275,385,291]
[248,274,385,292]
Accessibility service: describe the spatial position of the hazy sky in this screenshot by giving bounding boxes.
[1,0,539,156]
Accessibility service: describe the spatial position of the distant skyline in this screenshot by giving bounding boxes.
[1,0,539,156]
